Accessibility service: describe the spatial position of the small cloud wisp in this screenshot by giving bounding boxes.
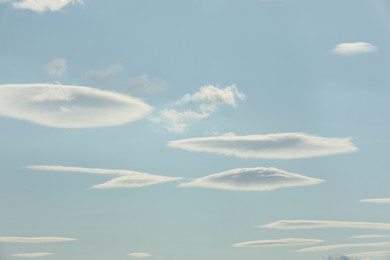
[232,238,323,247]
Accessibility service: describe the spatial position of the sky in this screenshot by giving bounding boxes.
[1,0,390,259]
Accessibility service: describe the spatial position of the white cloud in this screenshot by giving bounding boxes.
[168,132,357,159]
[45,58,67,77]
[179,167,323,191]
[128,252,151,258]
[0,237,75,243]
[333,42,377,56]
[262,220,390,230]
[152,85,246,133]
[346,250,390,258]
[10,252,53,257]
[0,84,152,128]
[358,198,390,204]
[12,0,83,13]
[232,238,322,247]
[350,235,389,239]
[129,74,165,94]
[298,242,390,252]
[85,64,123,84]
[28,165,182,189]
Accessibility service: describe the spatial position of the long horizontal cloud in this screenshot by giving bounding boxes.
[128,252,151,258]
[358,198,390,204]
[10,252,53,257]
[12,0,83,13]
[346,250,390,258]
[232,238,322,247]
[332,42,377,56]
[168,132,357,159]
[179,167,323,191]
[28,165,181,189]
[349,234,389,239]
[0,237,75,243]
[262,220,390,230]
[0,84,152,128]
[298,242,390,252]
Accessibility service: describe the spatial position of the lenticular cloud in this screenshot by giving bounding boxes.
[179,167,324,191]
[168,132,357,159]
[0,84,152,128]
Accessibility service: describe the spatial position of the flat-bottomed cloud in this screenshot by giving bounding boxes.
[333,42,377,56]
[0,237,75,243]
[232,238,323,247]
[10,252,53,257]
[358,198,390,204]
[128,252,151,258]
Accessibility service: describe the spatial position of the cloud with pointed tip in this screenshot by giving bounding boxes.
[179,167,323,191]
[0,237,75,243]
[346,250,390,258]
[333,42,377,56]
[12,0,84,13]
[349,235,389,239]
[10,252,53,257]
[298,242,390,252]
[128,252,151,258]
[0,84,152,128]
[168,132,357,159]
[232,238,322,247]
[27,165,181,189]
[358,198,390,204]
[262,220,390,230]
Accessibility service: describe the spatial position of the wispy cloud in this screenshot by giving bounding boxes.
[129,74,165,95]
[262,220,390,230]
[298,242,390,252]
[28,165,181,189]
[333,42,377,56]
[346,250,390,258]
[323,256,351,260]
[0,237,75,243]
[0,84,152,128]
[10,252,53,257]
[349,235,389,239]
[128,252,151,258]
[179,167,323,191]
[358,198,390,204]
[45,58,67,77]
[84,64,123,84]
[151,85,246,133]
[232,238,322,247]
[168,132,357,159]
[12,0,84,13]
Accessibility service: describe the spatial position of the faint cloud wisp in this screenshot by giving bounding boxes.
[45,58,67,77]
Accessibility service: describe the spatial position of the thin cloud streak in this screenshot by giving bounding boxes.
[358,198,390,204]
[349,235,389,239]
[346,250,390,258]
[128,252,151,258]
[0,237,75,243]
[333,42,377,56]
[179,167,324,191]
[262,220,390,230]
[12,0,83,13]
[298,242,390,252]
[232,238,323,247]
[10,252,53,257]
[168,132,357,159]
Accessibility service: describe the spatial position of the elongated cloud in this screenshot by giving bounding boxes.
[12,0,83,13]
[232,238,322,247]
[85,64,123,84]
[0,237,75,243]
[45,58,67,77]
[298,242,390,252]
[179,167,323,191]
[168,132,357,159]
[358,198,390,204]
[0,84,152,128]
[262,220,390,230]
[10,252,53,257]
[349,235,389,239]
[152,85,246,133]
[128,252,151,258]
[333,42,377,56]
[346,250,390,258]
[28,165,181,189]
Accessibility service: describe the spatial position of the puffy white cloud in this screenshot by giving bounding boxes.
[232,238,322,247]
[0,237,75,243]
[129,74,165,95]
[128,252,151,258]
[84,64,123,84]
[349,235,389,239]
[333,42,377,56]
[45,58,67,77]
[10,252,53,257]
[152,85,246,133]
[168,132,357,159]
[28,165,181,189]
[12,0,83,13]
[346,250,390,258]
[262,220,390,230]
[298,242,390,252]
[358,198,390,204]
[0,84,152,128]
[179,167,323,191]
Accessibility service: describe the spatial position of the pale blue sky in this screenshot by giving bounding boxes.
[1,0,390,259]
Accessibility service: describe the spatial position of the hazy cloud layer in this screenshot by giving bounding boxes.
[262,220,390,230]
[152,85,246,133]
[10,252,53,257]
[0,237,75,243]
[298,242,390,252]
[12,0,83,13]
[85,64,123,84]
[349,235,389,239]
[358,198,390,204]
[168,132,357,159]
[28,165,181,189]
[179,167,323,191]
[129,74,165,94]
[0,84,152,128]
[346,250,390,258]
[333,42,377,56]
[45,58,67,77]
[128,252,151,258]
[232,238,323,247]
